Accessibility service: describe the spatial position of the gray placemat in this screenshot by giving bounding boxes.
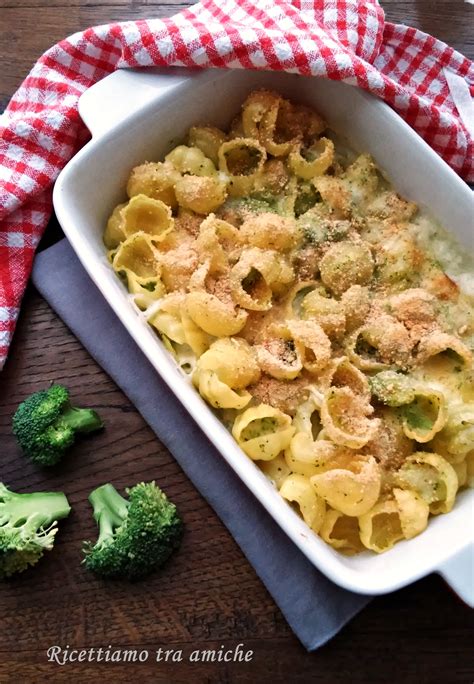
[32,238,370,651]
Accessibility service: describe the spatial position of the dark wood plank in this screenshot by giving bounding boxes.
[1,2,474,682]
[0,5,189,108]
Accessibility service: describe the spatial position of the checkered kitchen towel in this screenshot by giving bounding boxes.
[1,0,473,368]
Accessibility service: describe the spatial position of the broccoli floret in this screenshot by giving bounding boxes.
[83,482,183,580]
[294,182,321,217]
[370,371,415,407]
[0,483,71,579]
[12,384,103,466]
[219,196,275,223]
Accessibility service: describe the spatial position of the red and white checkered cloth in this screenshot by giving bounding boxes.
[1,0,473,369]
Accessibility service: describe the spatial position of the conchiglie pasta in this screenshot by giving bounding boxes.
[284,100,326,143]
[125,271,165,310]
[255,334,304,381]
[431,404,474,460]
[242,92,325,156]
[400,388,447,443]
[285,280,324,319]
[395,452,458,514]
[286,433,336,477]
[127,161,180,208]
[113,232,160,279]
[158,239,199,293]
[147,292,186,344]
[288,138,334,180]
[310,454,382,516]
[253,159,290,197]
[362,408,414,469]
[344,154,379,206]
[218,138,267,196]
[301,291,346,339]
[392,488,430,539]
[185,291,248,337]
[280,474,326,532]
[259,452,291,489]
[285,319,332,374]
[180,308,212,357]
[319,241,374,296]
[194,369,252,409]
[195,215,242,271]
[258,104,298,157]
[346,314,413,371]
[175,175,227,214]
[291,393,323,436]
[239,213,300,252]
[219,139,266,175]
[188,125,227,166]
[452,459,468,488]
[230,248,294,311]
[121,194,174,242]
[165,145,217,177]
[318,357,370,401]
[187,259,213,292]
[321,387,379,449]
[358,499,404,552]
[359,488,429,553]
[104,202,127,248]
[242,90,279,135]
[319,509,364,555]
[340,285,371,332]
[232,404,295,461]
[196,337,260,389]
[241,90,293,156]
[415,330,473,368]
[313,175,351,219]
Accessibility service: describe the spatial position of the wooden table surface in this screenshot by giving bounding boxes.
[1,2,473,682]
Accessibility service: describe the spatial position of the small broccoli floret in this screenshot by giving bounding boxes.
[0,483,71,579]
[294,182,321,217]
[370,371,415,407]
[83,482,183,580]
[12,384,103,466]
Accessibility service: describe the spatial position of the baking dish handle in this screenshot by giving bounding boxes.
[438,545,474,608]
[78,67,193,138]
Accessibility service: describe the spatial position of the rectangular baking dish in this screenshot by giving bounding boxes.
[53,67,474,604]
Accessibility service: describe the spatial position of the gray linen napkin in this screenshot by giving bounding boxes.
[32,238,370,651]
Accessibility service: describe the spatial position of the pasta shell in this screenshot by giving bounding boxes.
[232,404,295,461]
[280,474,326,532]
[311,454,381,516]
[321,387,379,449]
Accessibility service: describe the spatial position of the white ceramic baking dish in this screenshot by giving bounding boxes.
[53,67,474,605]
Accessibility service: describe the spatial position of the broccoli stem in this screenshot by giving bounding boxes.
[5,491,71,528]
[89,484,129,547]
[61,405,103,434]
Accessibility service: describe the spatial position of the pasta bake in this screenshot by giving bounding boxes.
[103,90,474,555]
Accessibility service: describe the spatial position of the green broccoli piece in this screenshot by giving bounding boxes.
[12,384,103,466]
[401,401,434,432]
[294,182,321,217]
[83,482,183,580]
[370,371,415,407]
[0,483,71,579]
[219,196,275,222]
